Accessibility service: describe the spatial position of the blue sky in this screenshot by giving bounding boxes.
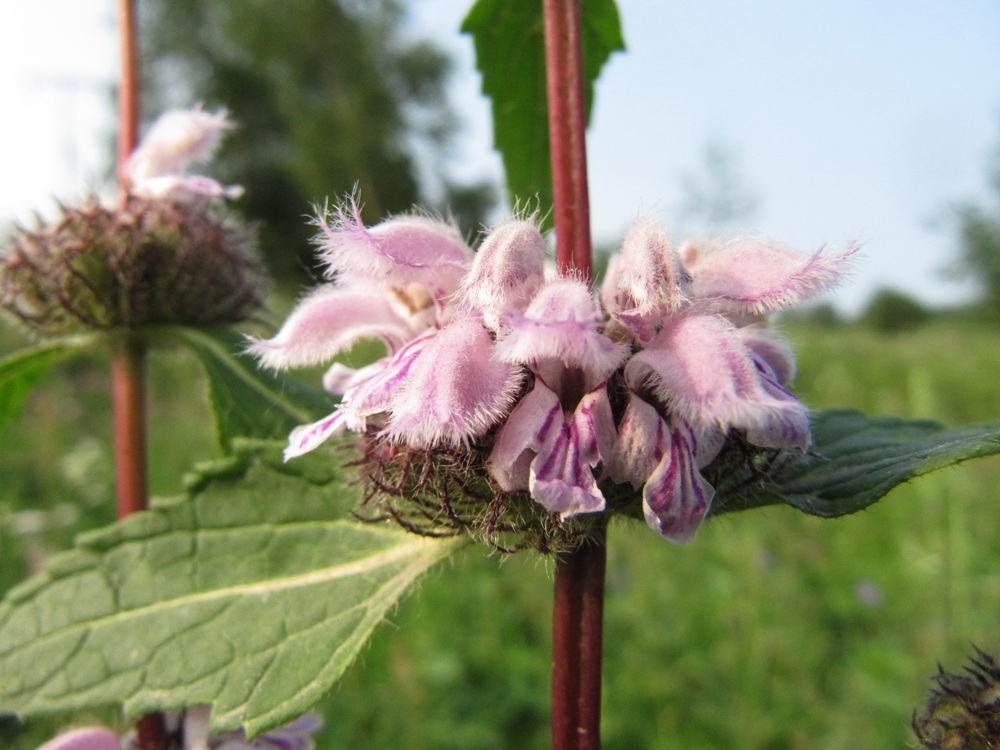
[4,1,1000,314]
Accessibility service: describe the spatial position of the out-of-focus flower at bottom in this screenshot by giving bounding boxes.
[35,726,120,750]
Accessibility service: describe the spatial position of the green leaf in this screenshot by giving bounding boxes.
[168,327,332,451]
[0,336,93,436]
[462,0,624,219]
[710,409,1000,518]
[0,440,465,736]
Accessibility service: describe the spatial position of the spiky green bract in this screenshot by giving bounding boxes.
[704,409,1000,518]
[461,0,624,222]
[912,647,1000,749]
[0,195,266,335]
[0,439,464,738]
[356,439,606,555]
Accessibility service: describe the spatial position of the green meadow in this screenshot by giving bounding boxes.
[2,317,999,749]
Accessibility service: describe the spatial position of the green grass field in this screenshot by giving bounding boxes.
[2,318,999,749]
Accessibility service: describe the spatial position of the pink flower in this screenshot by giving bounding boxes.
[254,201,854,543]
[603,219,856,541]
[249,201,526,459]
[125,105,243,200]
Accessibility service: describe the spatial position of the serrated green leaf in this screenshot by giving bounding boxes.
[0,440,465,737]
[0,336,94,436]
[167,327,332,452]
[710,409,1000,518]
[462,0,624,219]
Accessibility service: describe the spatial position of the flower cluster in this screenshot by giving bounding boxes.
[0,107,263,335]
[251,201,854,544]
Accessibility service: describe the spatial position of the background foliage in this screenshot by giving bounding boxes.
[141,0,497,285]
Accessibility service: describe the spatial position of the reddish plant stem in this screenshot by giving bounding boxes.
[117,0,140,187]
[111,335,148,519]
[543,1,606,747]
[544,0,593,279]
[552,522,607,750]
[116,2,166,748]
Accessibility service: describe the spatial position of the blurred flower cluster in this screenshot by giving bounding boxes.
[0,107,264,336]
[252,200,854,545]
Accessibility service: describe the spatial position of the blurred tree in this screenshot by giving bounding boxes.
[949,139,1000,318]
[140,0,496,285]
[675,139,761,236]
[860,288,930,333]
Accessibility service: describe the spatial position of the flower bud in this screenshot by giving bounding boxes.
[913,647,1000,749]
[1,194,266,335]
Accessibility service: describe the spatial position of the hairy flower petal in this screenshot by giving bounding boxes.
[36,727,121,750]
[626,314,809,449]
[642,418,716,544]
[459,219,546,326]
[488,383,562,492]
[606,392,669,488]
[497,278,629,384]
[601,217,687,342]
[129,174,245,201]
[316,201,471,299]
[284,409,348,460]
[384,318,522,447]
[488,380,610,517]
[738,327,797,384]
[248,286,418,370]
[125,106,234,184]
[339,335,430,431]
[529,388,610,518]
[687,238,857,315]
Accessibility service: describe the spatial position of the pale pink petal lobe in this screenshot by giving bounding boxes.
[384,318,522,448]
[248,286,414,370]
[601,217,687,342]
[316,200,471,298]
[459,219,546,325]
[497,278,629,384]
[488,383,562,492]
[528,385,610,518]
[689,239,858,315]
[626,315,809,449]
[285,410,347,460]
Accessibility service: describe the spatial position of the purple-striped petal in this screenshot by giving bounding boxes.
[339,335,431,431]
[642,417,716,543]
[285,409,348,460]
[248,286,421,370]
[738,327,796,385]
[606,391,669,489]
[459,219,546,326]
[687,238,858,315]
[601,217,687,343]
[384,318,522,447]
[35,727,121,750]
[625,314,809,449]
[488,382,562,492]
[529,385,613,517]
